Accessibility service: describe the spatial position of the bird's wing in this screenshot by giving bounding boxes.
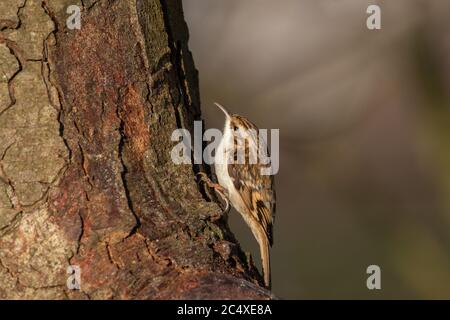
[228,116,276,245]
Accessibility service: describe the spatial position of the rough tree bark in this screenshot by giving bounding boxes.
[0,0,273,299]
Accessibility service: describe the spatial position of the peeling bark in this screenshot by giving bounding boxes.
[0,0,272,299]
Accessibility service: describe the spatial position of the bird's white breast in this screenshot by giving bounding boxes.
[214,123,248,216]
[215,122,235,195]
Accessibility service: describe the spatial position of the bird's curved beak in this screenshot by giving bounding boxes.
[214,102,231,118]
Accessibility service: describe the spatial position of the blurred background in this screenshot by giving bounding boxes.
[183,0,450,299]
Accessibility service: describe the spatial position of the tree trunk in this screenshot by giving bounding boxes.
[0,0,272,299]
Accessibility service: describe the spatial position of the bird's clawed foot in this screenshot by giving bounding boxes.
[197,172,230,220]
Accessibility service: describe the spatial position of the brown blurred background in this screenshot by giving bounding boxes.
[183,0,450,299]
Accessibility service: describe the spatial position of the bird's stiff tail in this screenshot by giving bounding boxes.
[259,236,271,289]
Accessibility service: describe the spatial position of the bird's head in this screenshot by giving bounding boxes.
[214,102,253,132]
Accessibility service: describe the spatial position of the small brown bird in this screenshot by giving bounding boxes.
[199,102,276,288]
